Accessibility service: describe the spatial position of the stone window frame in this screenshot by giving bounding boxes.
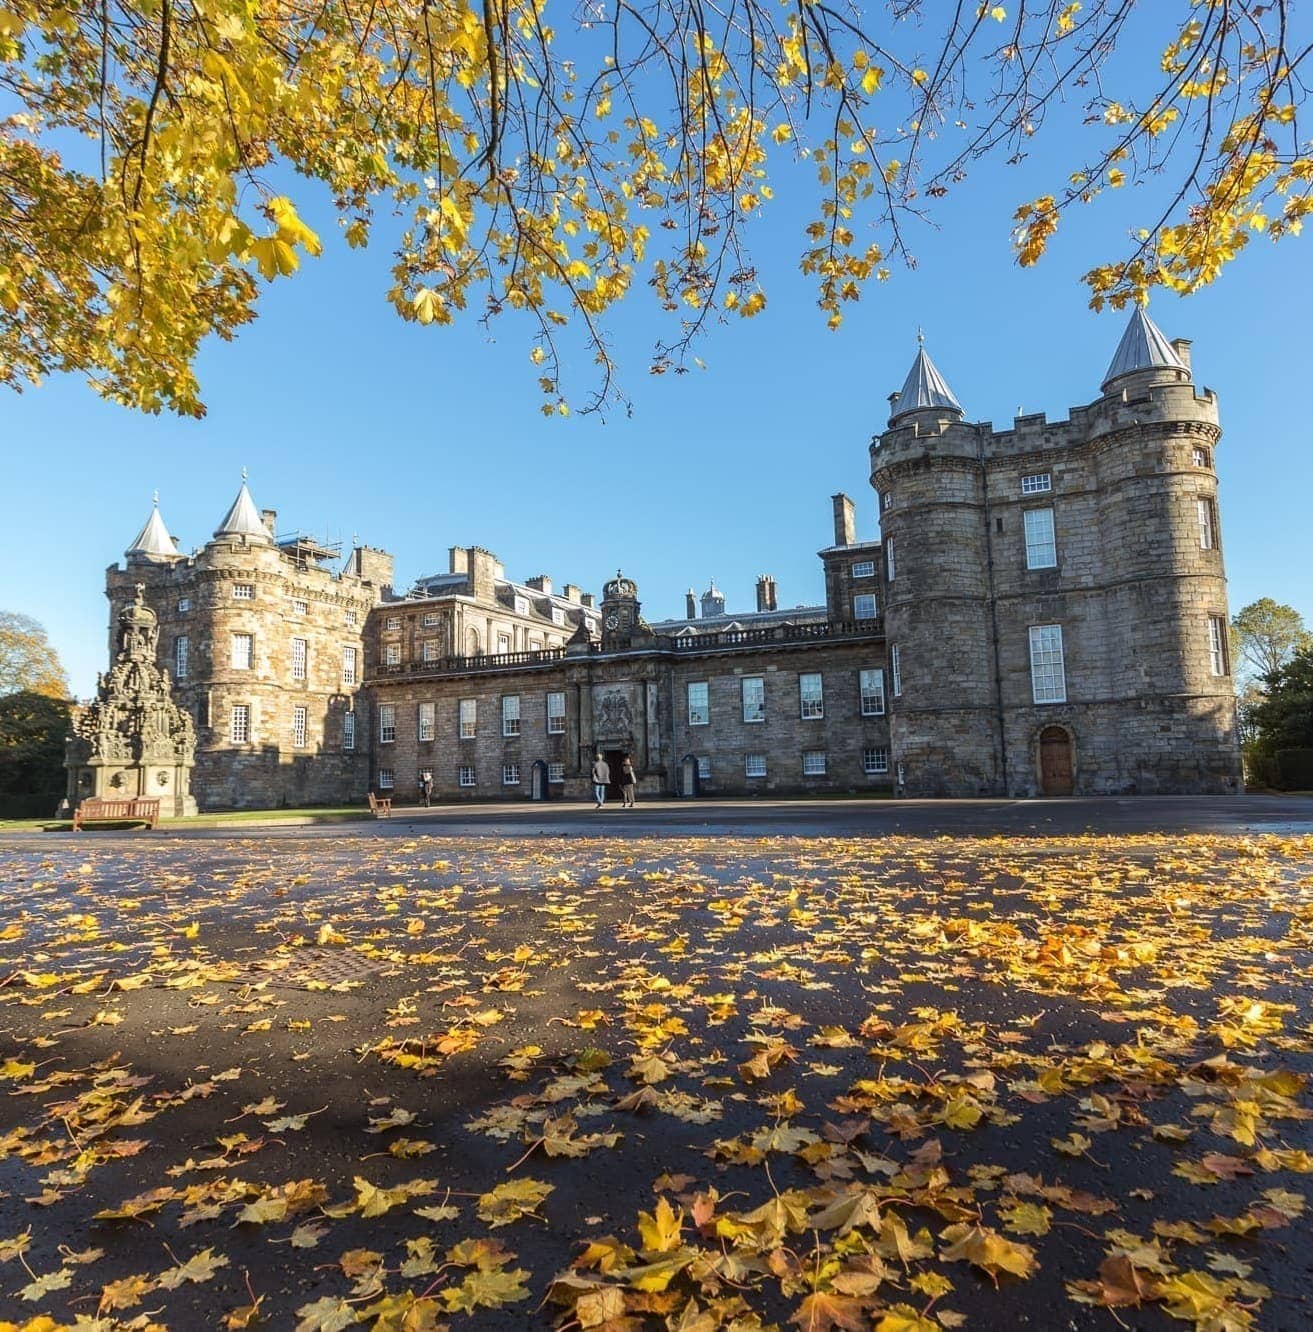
[177,597,190,613]
[378,703,397,744]
[853,593,878,621]
[418,702,436,742]
[422,611,442,627]
[687,681,710,727]
[1028,624,1067,704]
[547,762,566,783]
[802,750,827,776]
[745,754,767,778]
[291,598,309,616]
[859,668,885,716]
[384,615,402,631]
[377,767,395,790]
[384,642,402,667]
[292,705,308,749]
[343,711,356,751]
[513,595,531,617]
[1023,506,1058,570]
[1197,497,1218,551]
[850,560,875,579]
[458,765,477,787]
[502,695,521,737]
[741,676,766,724]
[459,698,477,739]
[1020,472,1052,495]
[864,746,889,775]
[291,637,308,681]
[547,692,567,734]
[799,672,824,720]
[422,638,441,663]
[1208,615,1230,676]
[230,704,251,744]
[1192,447,1212,469]
[342,645,358,686]
[231,632,254,671]
[174,635,189,681]
[232,583,255,600]
[345,610,358,628]
[503,763,521,786]
[497,632,512,654]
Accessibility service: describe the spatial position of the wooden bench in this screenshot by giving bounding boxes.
[72,796,161,831]
[367,792,392,818]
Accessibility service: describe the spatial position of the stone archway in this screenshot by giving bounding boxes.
[1038,726,1075,796]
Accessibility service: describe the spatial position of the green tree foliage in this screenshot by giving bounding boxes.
[0,610,70,699]
[0,690,72,812]
[1231,599,1313,682]
[1251,647,1313,754]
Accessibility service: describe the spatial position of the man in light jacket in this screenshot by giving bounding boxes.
[591,754,610,809]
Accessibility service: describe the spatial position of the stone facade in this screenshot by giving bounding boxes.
[90,309,1242,808]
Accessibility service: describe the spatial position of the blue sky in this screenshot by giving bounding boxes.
[4,27,1312,695]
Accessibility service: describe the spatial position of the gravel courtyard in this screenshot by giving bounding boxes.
[0,816,1310,1330]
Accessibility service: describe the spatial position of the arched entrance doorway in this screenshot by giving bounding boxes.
[1039,726,1074,796]
[530,760,549,801]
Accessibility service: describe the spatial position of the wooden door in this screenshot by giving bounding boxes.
[1039,727,1074,796]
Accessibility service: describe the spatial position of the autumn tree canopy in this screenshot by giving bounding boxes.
[0,610,71,699]
[2,1,1309,415]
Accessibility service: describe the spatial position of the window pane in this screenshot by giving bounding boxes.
[853,594,878,621]
[379,704,397,743]
[343,712,356,750]
[800,673,823,718]
[742,677,765,723]
[688,682,709,726]
[1028,624,1067,703]
[459,698,476,737]
[860,668,885,715]
[802,750,826,775]
[418,702,435,741]
[1024,508,1057,569]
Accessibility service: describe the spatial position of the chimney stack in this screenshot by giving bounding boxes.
[261,508,278,537]
[685,589,697,619]
[832,493,856,547]
[1171,338,1192,372]
[756,575,778,613]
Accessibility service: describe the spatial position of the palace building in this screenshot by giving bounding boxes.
[91,309,1243,807]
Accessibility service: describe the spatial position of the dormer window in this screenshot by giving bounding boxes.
[514,595,530,617]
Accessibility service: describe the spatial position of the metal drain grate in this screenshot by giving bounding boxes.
[256,948,396,990]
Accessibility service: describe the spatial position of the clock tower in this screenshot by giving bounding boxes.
[599,570,646,647]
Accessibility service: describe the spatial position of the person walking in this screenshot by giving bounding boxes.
[591,753,610,809]
[620,754,636,809]
[420,770,433,808]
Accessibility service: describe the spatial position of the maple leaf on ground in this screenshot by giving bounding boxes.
[789,1290,871,1331]
[19,1267,73,1301]
[156,1247,229,1289]
[939,1224,1038,1283]
[875,1307,941,1332]
[295,1295,360,1332]
[441,1265,532,1313]
[637,1197,684,1254]
[477,1178,554,1227]
[98,1273,156,1311]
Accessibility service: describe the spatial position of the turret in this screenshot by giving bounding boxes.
[700,579,725,619]
[125,493,181,562]
[871,336,1003,795]
[212,471,272,544]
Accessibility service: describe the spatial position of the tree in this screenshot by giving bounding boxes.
[0,611,71,699]
[1231,598,1313,682]
[1248,645,1313,787]
[0,690,72,813]
[2,3,1310,417]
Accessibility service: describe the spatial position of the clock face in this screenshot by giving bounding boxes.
[605,613,619,630]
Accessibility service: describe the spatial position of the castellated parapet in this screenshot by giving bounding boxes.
[871,319,1239,797]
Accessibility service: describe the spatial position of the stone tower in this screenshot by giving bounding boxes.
[871,312,1241,797]
[871,337,1002,795]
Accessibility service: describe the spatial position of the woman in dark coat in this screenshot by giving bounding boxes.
[620,755,637,809]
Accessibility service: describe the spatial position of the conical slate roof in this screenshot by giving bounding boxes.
[1101,306,1185,390]
[126,496,179,560]
[213,474,270,541]
[890,340,963,420]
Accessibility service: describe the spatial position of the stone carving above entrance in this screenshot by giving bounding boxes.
[595,688,635,739]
